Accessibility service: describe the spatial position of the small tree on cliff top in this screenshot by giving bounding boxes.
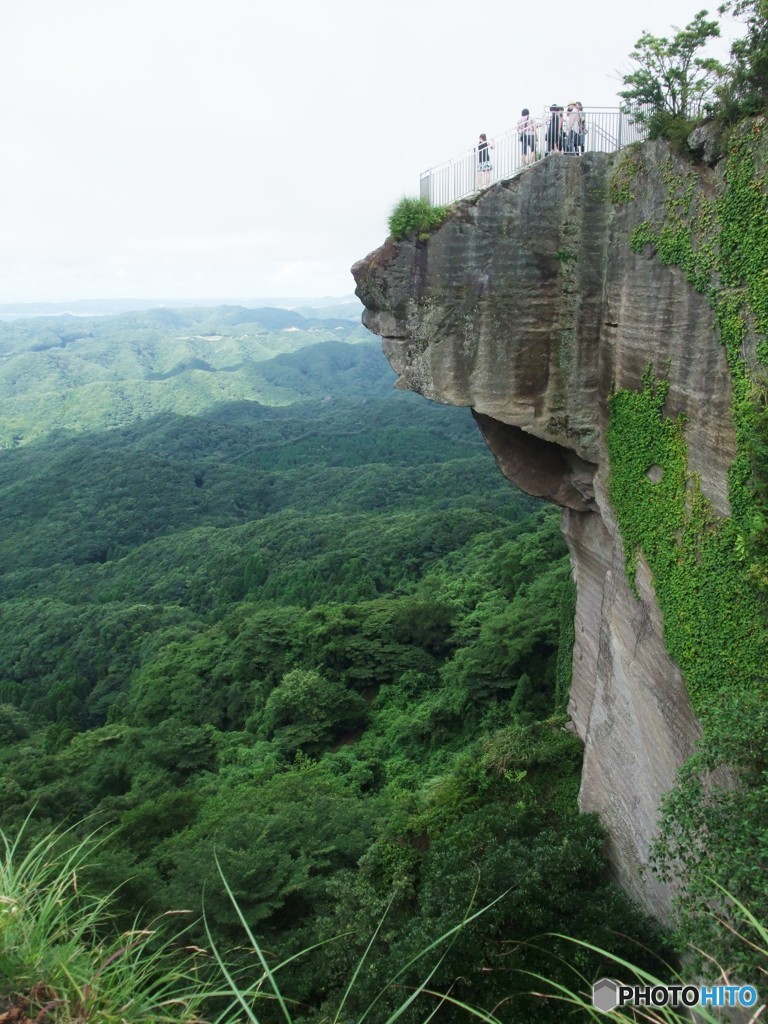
[620,9,725,137]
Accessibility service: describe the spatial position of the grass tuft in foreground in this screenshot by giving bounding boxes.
[0,819,207,1023]
[4,818,765,1023]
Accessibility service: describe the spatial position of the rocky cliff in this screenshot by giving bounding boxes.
[352,142,749,920]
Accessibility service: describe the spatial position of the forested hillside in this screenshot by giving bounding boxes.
[0,308,662,1022]
[0,306,374,446]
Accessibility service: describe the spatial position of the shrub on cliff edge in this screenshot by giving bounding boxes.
[388,197,449,242]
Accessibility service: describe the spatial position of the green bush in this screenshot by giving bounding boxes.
[257,668,368,756]
[388,197,449,242]
[646,111,698,146]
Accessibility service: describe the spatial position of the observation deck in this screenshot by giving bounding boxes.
[419,107,647,205]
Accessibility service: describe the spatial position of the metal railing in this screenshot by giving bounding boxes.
[419,107,648,207]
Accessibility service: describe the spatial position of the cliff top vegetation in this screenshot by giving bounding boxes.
[620,0,768,140]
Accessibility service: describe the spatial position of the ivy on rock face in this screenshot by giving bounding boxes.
[608,121,768,971]
[607,367,766,714]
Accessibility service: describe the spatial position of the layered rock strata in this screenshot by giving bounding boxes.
[352,144,736,919]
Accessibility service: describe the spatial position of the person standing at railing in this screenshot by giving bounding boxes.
[476,133,494,189]
[565,102,582,153]
[516,109,539,166]
[576,102,586,154]
[545,104,563,155]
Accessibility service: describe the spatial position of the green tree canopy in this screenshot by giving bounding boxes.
[620,10,725,136]
[256,668,369,756]
[718,0,768,116]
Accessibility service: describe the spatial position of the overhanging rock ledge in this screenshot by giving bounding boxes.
[352,146,736,920]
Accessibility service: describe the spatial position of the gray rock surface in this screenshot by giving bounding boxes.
[687,120,727,167]
[352,144,735,919]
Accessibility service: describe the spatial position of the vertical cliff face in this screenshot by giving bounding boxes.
[352,144,737,919]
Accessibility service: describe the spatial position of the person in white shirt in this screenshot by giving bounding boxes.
[565,102,584,154]
[576,102,586,154]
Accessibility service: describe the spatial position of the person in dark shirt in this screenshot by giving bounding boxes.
[546,104,563,155]
[517,108,539,166]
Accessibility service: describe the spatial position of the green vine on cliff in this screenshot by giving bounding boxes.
[614,122,768,651]
[610,146,644,204]
[607,369,684,587]
[554,574,577,714]
[608,120,768,972]
[607,368,765,714]
[627,164,718,293]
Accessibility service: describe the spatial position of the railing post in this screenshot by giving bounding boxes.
[420,172,432,204]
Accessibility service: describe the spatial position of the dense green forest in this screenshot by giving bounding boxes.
[0,308,662,1021]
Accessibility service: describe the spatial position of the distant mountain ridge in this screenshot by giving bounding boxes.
[0,305,377,446]
[0,295,364,320]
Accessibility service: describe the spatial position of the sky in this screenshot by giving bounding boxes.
[0,0,742,304]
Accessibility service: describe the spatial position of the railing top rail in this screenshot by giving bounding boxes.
[419,121,523,179]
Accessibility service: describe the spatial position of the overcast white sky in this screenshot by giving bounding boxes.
[0,0,741,303]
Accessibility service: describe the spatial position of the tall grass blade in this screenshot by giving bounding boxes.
[358,884,510,1024]
[332,892,396,1024]
[215,855,294,1023]
[203,907,264,1024]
